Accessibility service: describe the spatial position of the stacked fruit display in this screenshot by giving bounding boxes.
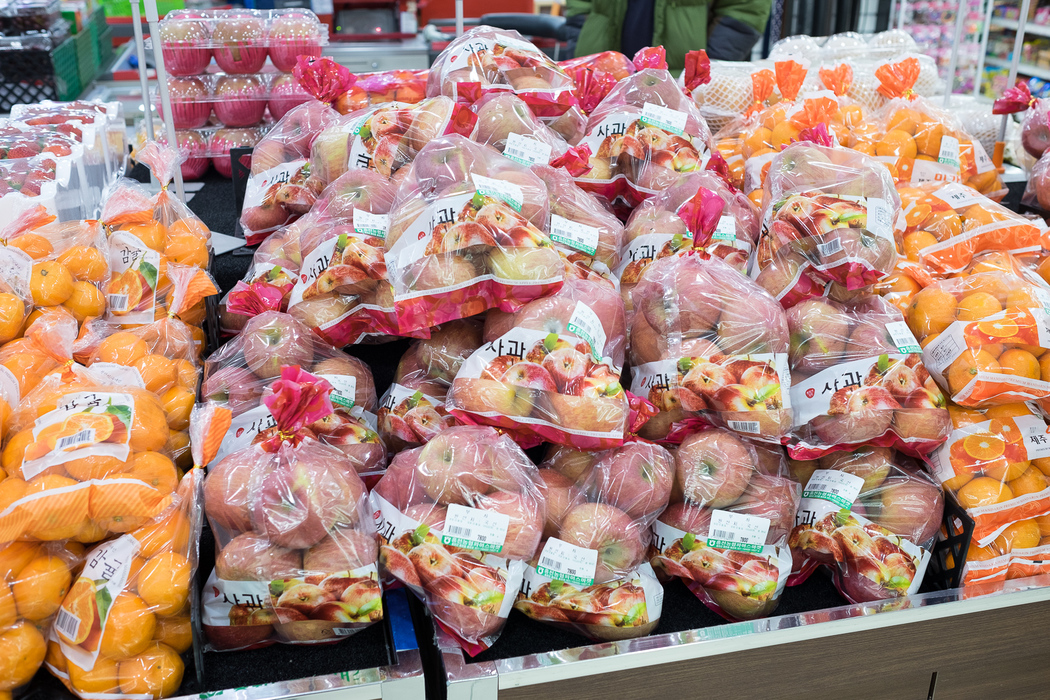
[150,8,326,180]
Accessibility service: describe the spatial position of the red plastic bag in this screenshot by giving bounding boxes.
[200,370,382,650]
[516,441,672,640]
[370,425,546,654]
[449,277,629,449]
[650,428,798,620]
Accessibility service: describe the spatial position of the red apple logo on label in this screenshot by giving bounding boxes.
[236,427,245,437]
[806,388,815,398]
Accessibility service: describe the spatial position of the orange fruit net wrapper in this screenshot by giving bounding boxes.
[44,467,202,699]
[929,402,1050,548]
[870,58,1007,201]
[198,367,383,651]
[904,266,1050,407]
[897,182,1047,275]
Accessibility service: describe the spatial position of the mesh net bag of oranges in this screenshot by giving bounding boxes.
[866,57,1006,200]
[929,402,1050,549]
[0,540,84,694]
[44,467,201,699]
[897,182,1047,275]
[904,268,1050,406]
[198,369,383,651]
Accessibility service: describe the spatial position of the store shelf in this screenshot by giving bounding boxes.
[984,56,1050,80]
[438,577,1050,700]
[990,16,1050,38]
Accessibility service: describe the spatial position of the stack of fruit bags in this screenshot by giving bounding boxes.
[0,124,97,223]
[199,370,383,650]
[201,310,386,479]
[371,425,545,654]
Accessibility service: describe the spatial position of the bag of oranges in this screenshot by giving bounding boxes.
[897,182,1046,275]
[930,402,1050,549]
[199,370,382,651]
[904,267,1050,407]
[44,467,201,699]
[870,58,1007,200]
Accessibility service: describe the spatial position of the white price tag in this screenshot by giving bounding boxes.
[0,245,32,297]
[549,214,599,256]
[472,173,523,212]
[503,132,552,166]
[536,537,598,586]
[567,302,607,361]
[1016,414,1050,460]
[317,373,357,409]
[938,135,960,170]
[441,503,510,553]
[817,237,843,258]
[712,214,736,242]
[866,197,894,241]
[972,139,995,174]
[640,102,687,136]
[89,363,146,389]
[802,469,865,509]
[353,210,390,239]
[707,510,770,553]
[933,182,982,209]
[886,321,922,354]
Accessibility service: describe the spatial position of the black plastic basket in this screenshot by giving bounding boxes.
[0,33,78,110]
[923,493,976,591]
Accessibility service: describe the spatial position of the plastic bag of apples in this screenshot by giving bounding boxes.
[617,170,759,309]
[201,311,386,478]
[218,228,300,336]
[575,65,714,206]
[929,402,1050,547]
[515,441,672,640]
[898,182,1046,274]
[450,277,630,450]
[370,425,546,654]
[200,372,383,651]
[382,135,564,335]
[427,26,578,117]
[905,267,1050,407]
[785,296,951,459]
[651,428,799,621]
[754,142,904,302]
[45,468,202,699]
[787,447,944,603]
[377,319,481,452]
[472,93,594,174]
[1021,150,1050,212]
[628,252,791,443]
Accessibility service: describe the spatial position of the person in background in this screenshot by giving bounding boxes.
[565,0,772,70]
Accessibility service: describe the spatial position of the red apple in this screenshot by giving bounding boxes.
[216,533,303,580]
[203,451,255,533]
[253,460,353,549]
[475,490,544,560]
[416,427,496,504]
[536,469,584,539]
[303,526,378,573]
[675,429,755,508]
[241,311,315,380]
[559,503,646,582]
[596,442,675,520]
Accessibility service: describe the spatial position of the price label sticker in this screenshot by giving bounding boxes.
[640,102,687,136]
[89,363,146,389]
[472,173,523,212]
[938,135,960,170]
[0,245,32,298]
[503,132,552,166]
[567,302,607,361]
[317,373,356,409]
[933,182,982,209]
[712,215,736,242]
[866,197,894,241]
[550,214,599,256]
[817,237,843,259]
[707,510,770,553]
[972,139,995,173]
[803,469,865,509]
[536,537,598,586]
[886,321,922,354]
[441,503,509,553]
[727,419,762,434]
[353,210,390,239]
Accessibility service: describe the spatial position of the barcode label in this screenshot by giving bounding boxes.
[712,215,736,242]
[727,420,761,434]
[472,173,523,212]
[866,197,894,241]
[108,294,129,312]
[566,301,606,362]
[706,510,770,553]
[440,503,509,553]
[503,132,552,166]
[817,238,842,258]
[353,209,390,239]
[640,102,687,135]
[55,607,80,641]
[333,626,357,636]
[549,214,599,256]
[938,136,960,170]
[886,321,921,354]
[58,429,94,451]
[802,469,865,509]
[535,537,597,586]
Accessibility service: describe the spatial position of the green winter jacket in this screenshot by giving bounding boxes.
[567,0,771,71]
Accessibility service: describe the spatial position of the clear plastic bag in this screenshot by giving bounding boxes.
[450,277,629,449]
[1022,150,1050,212]
[629,252,790,442]
[199,371,382,651]
[788,448,943,603]
[517,440,671,640]
[370,425,545,654]
[651,428,798,620]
